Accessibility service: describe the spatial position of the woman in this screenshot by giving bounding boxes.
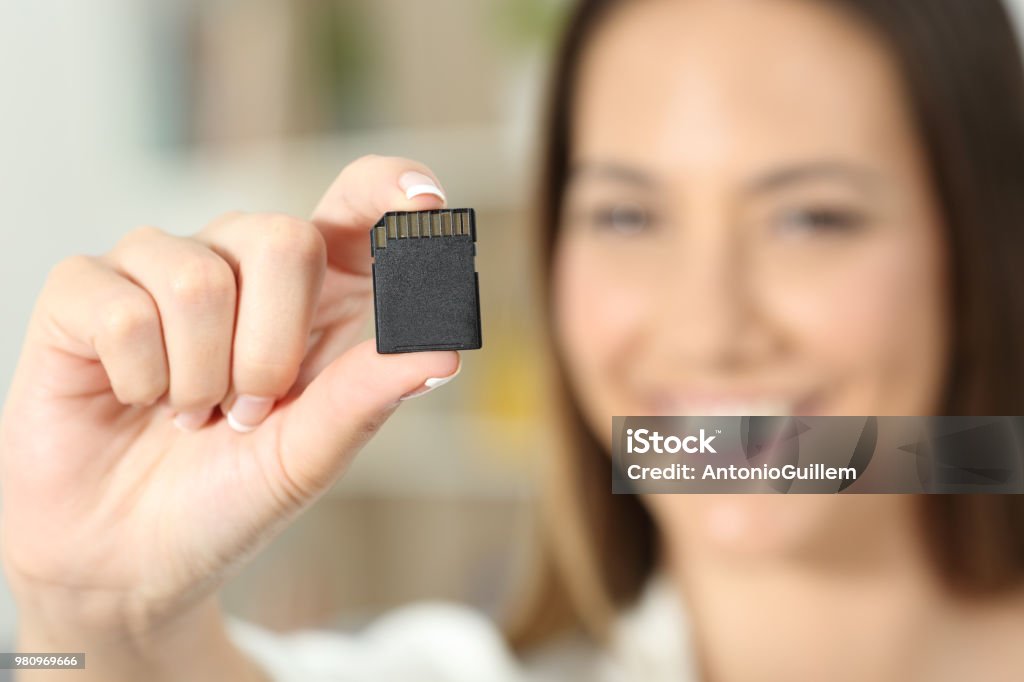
[3,0,1024,679]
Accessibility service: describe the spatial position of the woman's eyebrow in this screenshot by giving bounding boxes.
[744,160,881,195]
[568,161,658,188]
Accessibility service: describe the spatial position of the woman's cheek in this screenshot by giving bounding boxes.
[757,237,945,413]
[554,242,652,414]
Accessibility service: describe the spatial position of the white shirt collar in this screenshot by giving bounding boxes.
[600,572,700,681]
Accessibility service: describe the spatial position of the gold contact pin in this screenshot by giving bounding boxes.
[379,210,474,245]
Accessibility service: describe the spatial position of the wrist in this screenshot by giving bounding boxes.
[15,597,266,682]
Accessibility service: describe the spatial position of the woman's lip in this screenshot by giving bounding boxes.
[792,393,823,416]
[644,391,824,416]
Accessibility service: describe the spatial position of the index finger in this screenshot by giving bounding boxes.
[311,155,448,275]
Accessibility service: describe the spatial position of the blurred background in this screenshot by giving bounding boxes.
[2,0,1024,644]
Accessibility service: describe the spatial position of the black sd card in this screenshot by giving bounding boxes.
[370,208,482,354]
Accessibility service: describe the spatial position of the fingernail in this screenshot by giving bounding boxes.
[400,356,462,401]
[399,171,446,203]
[173,407,213,432]
[226,395,275,433]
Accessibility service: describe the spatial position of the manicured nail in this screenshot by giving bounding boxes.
[399,171,446,203]
[400,357,462,401]
[226,395,275,433]
[173,407,213,432]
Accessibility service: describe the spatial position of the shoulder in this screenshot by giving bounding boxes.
[228,602,524,682]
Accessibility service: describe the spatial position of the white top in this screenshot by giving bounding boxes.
[226,575,699,681]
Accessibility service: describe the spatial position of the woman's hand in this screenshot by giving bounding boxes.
[0,156,457,676]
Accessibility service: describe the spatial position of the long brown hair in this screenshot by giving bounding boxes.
[507,0,1024,650]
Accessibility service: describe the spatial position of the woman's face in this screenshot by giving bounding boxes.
[553,0,951,554]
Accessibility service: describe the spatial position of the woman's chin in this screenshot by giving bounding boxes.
[653,494,843,558]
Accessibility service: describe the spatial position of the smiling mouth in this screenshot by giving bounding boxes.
[646,391,824,417]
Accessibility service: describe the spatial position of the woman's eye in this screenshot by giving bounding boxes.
[588,204,654,234]
[774,206,868,237]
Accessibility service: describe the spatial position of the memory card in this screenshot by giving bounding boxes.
[370,208,482,354]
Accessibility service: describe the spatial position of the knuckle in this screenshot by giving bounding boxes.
[119,224,163,248]
[45,254,92,287]
[256,215,325,265]
[351,153,383,168]
[98,293,158,344]
[341,154,386,180]
[167,256,235,306]
[200,210,248,237]
[262,440,313,511]
[214,209,247,225]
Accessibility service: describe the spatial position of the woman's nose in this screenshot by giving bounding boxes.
[649,224,767,368]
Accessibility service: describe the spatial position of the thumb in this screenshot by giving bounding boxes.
[270,339,460,502]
